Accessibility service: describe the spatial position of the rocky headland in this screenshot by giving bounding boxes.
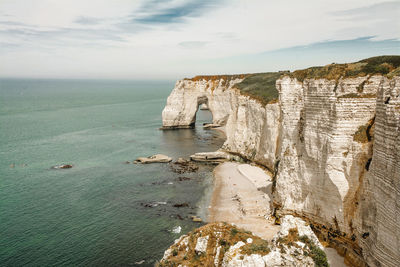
[160,56,400,267]
[159,216,328,267]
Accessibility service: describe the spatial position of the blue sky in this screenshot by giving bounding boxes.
[0,0,399,79]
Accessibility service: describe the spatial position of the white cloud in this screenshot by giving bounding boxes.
[0,0,398,79]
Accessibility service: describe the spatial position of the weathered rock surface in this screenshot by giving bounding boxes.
[162,71,400,266]
[190,151,240,163]
[159,216,328,267]
[357,76,400,267]
[133,154,172,164]
[162,77,244,129]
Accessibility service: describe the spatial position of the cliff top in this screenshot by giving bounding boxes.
[185,56,400,105]
[237,56,400,104]
[290,55,400,82]
[186,74,250,82]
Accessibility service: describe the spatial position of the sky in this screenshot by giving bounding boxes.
[0,0,399,80]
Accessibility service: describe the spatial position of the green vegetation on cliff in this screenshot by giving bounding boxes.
[235,55,400,104]
[187,56,400,105]
[290,55,400,81]
[235,72,287,105]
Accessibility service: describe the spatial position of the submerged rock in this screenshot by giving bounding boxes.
[170,158,199,173]
[134,154,172,164]
[173,203,189,208]
[140,201,167,208]
[177,176,191,181]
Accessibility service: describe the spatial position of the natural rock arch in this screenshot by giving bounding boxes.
[162,79,233,129]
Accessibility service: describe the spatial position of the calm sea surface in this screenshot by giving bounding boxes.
[0,79,225,266]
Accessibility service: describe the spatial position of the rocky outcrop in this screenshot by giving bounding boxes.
[161,77,244,129]
[159,216,328,267]
[161,58,400,266]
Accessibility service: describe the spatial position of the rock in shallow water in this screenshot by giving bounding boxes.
[172,226,182,234]
[133,154,172,164]
[51,164,73,169]
[190,151,241,163]
[170,158,199,173]
[191,215,202,222]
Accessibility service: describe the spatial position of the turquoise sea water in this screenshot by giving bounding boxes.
[0,79,225,266]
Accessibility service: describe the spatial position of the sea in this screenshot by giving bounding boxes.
[0,79,225,266]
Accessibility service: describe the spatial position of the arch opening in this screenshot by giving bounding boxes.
[192,96,213,127]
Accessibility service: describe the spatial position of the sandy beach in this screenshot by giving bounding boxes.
[208,162,279,240]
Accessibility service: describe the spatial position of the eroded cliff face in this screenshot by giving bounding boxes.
[161,74,400,266]
[357,77,400,267]
[273,76,378,265]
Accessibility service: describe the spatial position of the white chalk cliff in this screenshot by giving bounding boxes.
[162,60,400,267]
